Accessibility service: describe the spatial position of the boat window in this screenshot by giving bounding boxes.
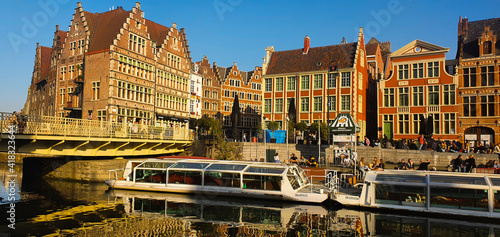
[168,170,202,185]
[297,168,310,185]
[246,167,285,175]
[138,162,174,169]
[206,163,247,171]
[430,187,489,211]
[287,175,301,190]
[490,178,500,186]
[495,191,500,213]
[135,169,166,183]
[430,176,487,185]
[242,175,281,191]
[375,174,425,183]
[375,184,426,207]
[241,207,280,224]
[170,162,210,169]
[203,205,240,222]
[204,172,240,188]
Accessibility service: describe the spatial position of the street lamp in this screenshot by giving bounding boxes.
[286,116,289,163]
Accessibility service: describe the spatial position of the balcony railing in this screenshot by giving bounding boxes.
[0,112,192,141]
[427,105,440,113]
[397,107,410,113]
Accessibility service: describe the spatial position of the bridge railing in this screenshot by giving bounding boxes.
[0,112,191,141]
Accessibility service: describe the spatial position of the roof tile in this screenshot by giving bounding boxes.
[266,43,357,75]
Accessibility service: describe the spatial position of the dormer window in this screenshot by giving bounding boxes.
[483,41,492,54]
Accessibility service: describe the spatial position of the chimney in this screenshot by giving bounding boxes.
[56,25,59,31]
[135,2,141,9]
[458,16,468,38]
[303,36,310,54]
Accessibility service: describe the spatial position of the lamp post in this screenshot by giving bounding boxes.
[318,119,321,165]
[286,116,289,163]
[327,101,330,145]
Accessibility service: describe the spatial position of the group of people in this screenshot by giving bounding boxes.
[358,157,385,178]
[451,154,477,173]
[7,111,27,133]
[396,159,431,171]
[289,154,318,167]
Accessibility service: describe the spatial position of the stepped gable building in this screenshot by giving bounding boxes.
[197,56,222,119]
[25,2,192,129]
[262,28,371,138]
[197,56,263,140]
[378,40,458,141]
[365,38,392,139]
[27,26,67,116]
[456,16,500,148]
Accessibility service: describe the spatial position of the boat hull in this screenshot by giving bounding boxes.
[105,179,328,203]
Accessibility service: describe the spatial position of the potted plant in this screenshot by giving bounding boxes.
[266,121,279,143]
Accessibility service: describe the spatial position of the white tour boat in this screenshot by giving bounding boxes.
[333,170,500,219]
[105,157,335,203]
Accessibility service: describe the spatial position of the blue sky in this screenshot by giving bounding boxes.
[1,0,499,113]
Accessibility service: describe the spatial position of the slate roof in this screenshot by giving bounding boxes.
[462,17,500,59]
[266,42,357,75]
[87,8,131,53]
[216,66,230,82]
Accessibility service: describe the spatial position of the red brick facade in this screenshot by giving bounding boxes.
[262,28,371,138]
[378,40,459,140]
[198,56,263,138]
[456,17,500,148]
[26,2,192,129]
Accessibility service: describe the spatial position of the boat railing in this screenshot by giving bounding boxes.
[108,168,124,180]
[325,170,339,193]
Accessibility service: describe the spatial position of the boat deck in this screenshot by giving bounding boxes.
[337,187,362,196]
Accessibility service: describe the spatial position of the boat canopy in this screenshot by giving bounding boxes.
[133,158,288,176]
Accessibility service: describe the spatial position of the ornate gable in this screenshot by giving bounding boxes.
[391,40,449,57]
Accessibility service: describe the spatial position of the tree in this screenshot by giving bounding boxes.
[309,122,328,142]
[320,122,328,141]
[296,122,307,133]
[266,121,279,139]
[195,117,241,160]
[287,121,295,142]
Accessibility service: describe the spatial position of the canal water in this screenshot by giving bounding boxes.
[1,162,500,236]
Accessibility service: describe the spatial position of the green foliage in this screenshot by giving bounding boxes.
[266,121,279,132]
[195,117,241,160]
[287,121,295,142]
[320,122,328,141]
[195,117,218,135]
[310,122,328,141]
[310,122,319,133]
[296,122,307,132]
[266,121,279,139]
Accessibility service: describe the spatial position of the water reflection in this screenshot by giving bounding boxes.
[1,162,500,236]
